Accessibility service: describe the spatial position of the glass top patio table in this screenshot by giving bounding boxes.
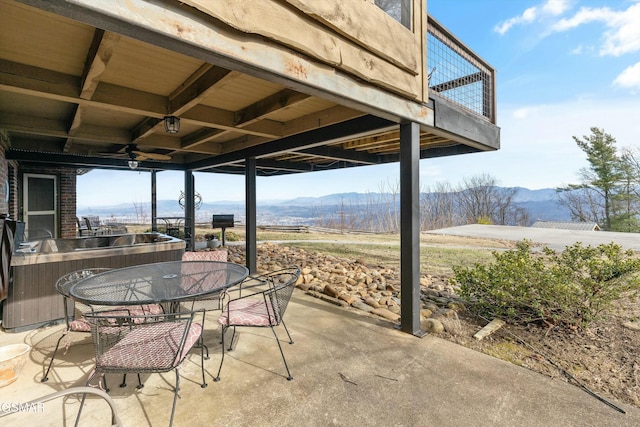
[69,260,249,306]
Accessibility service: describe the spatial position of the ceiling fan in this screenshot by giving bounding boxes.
[124,144,171,161]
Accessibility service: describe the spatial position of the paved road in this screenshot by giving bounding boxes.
[428,224,640,251]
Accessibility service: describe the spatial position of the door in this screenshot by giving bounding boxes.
[23,174,57,239]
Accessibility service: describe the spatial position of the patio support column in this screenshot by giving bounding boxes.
[245,157,257,274]
[151,170,157,232]
[184,170,195,251]
[399,121,424,336]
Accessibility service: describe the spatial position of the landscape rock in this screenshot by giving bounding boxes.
[421,318,444,334]
[225,243,463,325]
[371,308,400,322]
[352,301,375,313]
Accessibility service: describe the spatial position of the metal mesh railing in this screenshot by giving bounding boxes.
[427,16,496,123]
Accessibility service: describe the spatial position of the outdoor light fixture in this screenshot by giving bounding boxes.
[163,116,180,134]
[128,160,139,170]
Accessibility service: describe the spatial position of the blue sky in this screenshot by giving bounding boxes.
[78,0,640,207]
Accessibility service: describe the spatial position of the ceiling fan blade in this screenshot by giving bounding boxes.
[132,150,171,161]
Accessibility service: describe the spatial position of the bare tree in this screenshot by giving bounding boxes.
[420,181,458,230]
[132,200,148,224]
[456,174,521,225]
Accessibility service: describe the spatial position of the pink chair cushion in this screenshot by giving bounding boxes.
[181,253,227,296]
[70,304,163,332]
[218,298,277,327]
[69,318,91,332]
[97,322,202,370]
[128,304,164,317]
[182,251,227,262]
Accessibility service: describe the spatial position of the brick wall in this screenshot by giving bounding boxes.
[0,132,78,238]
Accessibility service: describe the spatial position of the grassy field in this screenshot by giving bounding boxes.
[129,224,509,276]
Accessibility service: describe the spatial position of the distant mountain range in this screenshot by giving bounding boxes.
[78,187,571,226]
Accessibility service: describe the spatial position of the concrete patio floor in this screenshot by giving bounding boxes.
[2,291,639,427]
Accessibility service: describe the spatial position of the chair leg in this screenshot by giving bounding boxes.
[41,331,67,382]
[119,372,143,389]
[228,326,237,351]
[199,335,210,360]
[281,320,294,345]
[136,374,144,389]
[200,340,208,389]
[214,326,227,382]
[271,326,293,381]
[169,370,181,427]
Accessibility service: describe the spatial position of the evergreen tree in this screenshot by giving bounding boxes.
[558,127,623,231]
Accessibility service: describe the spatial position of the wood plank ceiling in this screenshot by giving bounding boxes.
[0,0,459,176]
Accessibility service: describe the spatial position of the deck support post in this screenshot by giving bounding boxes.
[151,170,157,232]
[184,170,195,251]
[400,121,425,336]
[245,157,257,274]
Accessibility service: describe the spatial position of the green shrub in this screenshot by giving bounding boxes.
[451,240,640,328]
[476,216,492,225]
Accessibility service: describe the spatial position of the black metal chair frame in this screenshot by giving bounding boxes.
[42,268,166,387]
[215,267,301,382]
[42,268,111,383]
[78,309,207,427]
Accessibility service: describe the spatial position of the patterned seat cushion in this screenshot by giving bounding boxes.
[98,321,202,370]
[70,304,163,332]
[218,298,278,327]
[69,318,91,332]
[128,304,164,317]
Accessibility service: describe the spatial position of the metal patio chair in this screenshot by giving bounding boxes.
[214,267,301,381]
[41,268,111,383]
[181,250,229,311]
[41,268,164,384]
[78,310,207,427]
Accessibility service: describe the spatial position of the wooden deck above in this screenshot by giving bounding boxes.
[0,0,499,175]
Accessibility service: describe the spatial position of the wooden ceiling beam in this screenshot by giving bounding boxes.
[234,89,310,126]
[66,30,121,151]
[296,145,380,164]
[130,117,162,141]
[0,113,70,138]
[184,88,310,147]
[168,65,237,115]
[0,60,286,145]
[1,112,131,144]
[180,105,283,140]
[0,59,81,101]
[255,158,313,172]
[80,30,121,100]
[219,105,365,154]
[188,115,394,170]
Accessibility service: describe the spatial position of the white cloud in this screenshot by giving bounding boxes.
[600,2,640,56]
[495,0,572,35]
[512,106,541,119]
[494,7,537,35]
[551,2,640,56]
[551,7,613,31]
[613,61,640,90]
[542,0,572,15]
